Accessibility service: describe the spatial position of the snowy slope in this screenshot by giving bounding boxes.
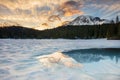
[69,15,111,25]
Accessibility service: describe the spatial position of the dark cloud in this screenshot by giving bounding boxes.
[15,8,31,15]
[64,1,81,9]
[23,10,31,14]
[35,6,51,16]
[48,15,61,22]
[57,1,84,16]
[42,23,48,26]
[36,6,51,12]
[0,4,13,15]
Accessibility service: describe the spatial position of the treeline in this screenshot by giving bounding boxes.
[0,22,120,39]
[0,26,40,39]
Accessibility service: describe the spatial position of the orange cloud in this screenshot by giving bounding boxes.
[42,23,48,26]
[0,0,84,30]
[64,10,84,16]
[58,1,84,16]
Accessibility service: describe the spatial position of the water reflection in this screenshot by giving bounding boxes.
[64,48,120,63]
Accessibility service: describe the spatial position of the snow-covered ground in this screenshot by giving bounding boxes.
[0,39,120,80]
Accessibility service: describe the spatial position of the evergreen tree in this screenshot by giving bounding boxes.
[116,16,119,23]
[0,23,120,39]
[111,20,114,24]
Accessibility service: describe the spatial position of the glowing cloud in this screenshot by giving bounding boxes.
[0,0,119,30]
[0,4,13,15]
[57,1,84,16]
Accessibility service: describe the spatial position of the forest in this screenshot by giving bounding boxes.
[0,22,120,39]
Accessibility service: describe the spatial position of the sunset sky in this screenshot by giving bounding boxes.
[0,0,120,30]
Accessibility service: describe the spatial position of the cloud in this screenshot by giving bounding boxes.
[0,0,84,17]
[35,6,51,16]
[62,21,70,25]
[0,4,13,15]
[57,0,84,16]
[36,6,51,12]
[15,8,31,15]
[42,23,48,26]
[0,0,83,30]
[0,0,119,30]
[48,15,61,22]
[82,0,120,19]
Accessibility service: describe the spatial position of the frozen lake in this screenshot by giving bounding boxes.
[0,39,120,80]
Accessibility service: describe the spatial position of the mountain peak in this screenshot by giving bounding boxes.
[69,15,110,25]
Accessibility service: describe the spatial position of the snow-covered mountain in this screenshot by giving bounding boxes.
[69,15,111,25]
